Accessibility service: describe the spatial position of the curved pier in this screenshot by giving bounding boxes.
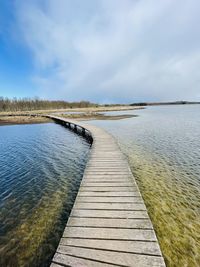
[48,116,166,267]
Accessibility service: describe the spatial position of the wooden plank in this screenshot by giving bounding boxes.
[74,202,146,211]
[63,227,157,241]
[83,180,137,184]
[83,175,134,180]
[87,163,126,166]
[50,263,63,267]
[67,217,153,229]
[86,166,129,169]
[78,191,140,196]
[82,181,136,184]
[77,196,143,203]
[85,172,130,175]
[82,182,134,186]
[79,186,137,192]
[71,209,149,219]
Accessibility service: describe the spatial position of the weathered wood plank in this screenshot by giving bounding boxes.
[78,191,140,196]
[63,227,156,241]
[83,175,135,180]
[79,186,137,192]
[67,217,153,229]
[77,196,143,203]
[71,209,149,219]
[74,202,146,211]
[50,263,63,267]
[82,182,134,186]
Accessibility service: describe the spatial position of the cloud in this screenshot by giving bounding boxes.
[14,0,200,102]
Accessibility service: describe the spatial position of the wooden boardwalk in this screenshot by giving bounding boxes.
[48,116,166,267]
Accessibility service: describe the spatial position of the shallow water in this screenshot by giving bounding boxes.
[89,105,200,267]
[0,123,90,267]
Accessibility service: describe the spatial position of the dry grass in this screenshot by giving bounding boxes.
[0,116,50,126]
[0,105,142,116]
[0,105,141,125]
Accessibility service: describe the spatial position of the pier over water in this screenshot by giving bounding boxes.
[48,116,166,267]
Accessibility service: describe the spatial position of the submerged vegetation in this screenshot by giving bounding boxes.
[1,190,65,267]
[128,151,200,267]
[0,123,90,266]
[90,105,200,266]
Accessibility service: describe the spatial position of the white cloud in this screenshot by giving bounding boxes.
[15,0,200,102]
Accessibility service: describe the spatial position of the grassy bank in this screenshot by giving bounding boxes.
[0,105,141,126]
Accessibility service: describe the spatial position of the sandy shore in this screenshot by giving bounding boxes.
[0,116,50,126]
[0,106,141,126]
[0,105,142,115]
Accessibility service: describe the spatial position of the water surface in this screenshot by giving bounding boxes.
[90,105,200,267]
[0,123,90,267]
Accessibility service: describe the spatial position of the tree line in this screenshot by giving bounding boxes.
[130,101,200,106]
[0,97,97,112]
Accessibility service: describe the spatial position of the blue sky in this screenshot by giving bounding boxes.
[0,0,200,103]
[0,1,34,97]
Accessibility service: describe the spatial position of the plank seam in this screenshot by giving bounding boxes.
[73,209,146,211]
[61,237,157,242]
[67,226,153,230]
[60,244,162,257]
[52,260,71,267]
[70,216,149,219]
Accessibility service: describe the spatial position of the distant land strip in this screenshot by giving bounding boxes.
[130,101,200,106]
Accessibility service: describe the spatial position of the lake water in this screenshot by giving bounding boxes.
[89,105,200,267]
[0,123,90,267]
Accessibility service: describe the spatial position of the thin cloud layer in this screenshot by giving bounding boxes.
[15,0,200,102]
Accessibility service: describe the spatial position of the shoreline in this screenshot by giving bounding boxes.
[0,114,137,126]
[0,106,140,126]
[0,105,142,116]
[0,116,51,126]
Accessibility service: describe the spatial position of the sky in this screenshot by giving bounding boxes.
[0,0,200,103]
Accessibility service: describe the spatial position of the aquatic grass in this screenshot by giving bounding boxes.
[88,105,200,267]
[127,149,200,267]
[0,190,68,266]
[0,123,90,267]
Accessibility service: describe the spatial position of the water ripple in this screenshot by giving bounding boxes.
[89,105,200,267]
[0,123,90,267]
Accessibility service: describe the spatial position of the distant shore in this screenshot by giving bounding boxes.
[0,106,141,126]
[130,101,200,106]
[2,102,199,126]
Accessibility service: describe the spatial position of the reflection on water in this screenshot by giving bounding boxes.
[0,123,90,267]
[89,105,200,267]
